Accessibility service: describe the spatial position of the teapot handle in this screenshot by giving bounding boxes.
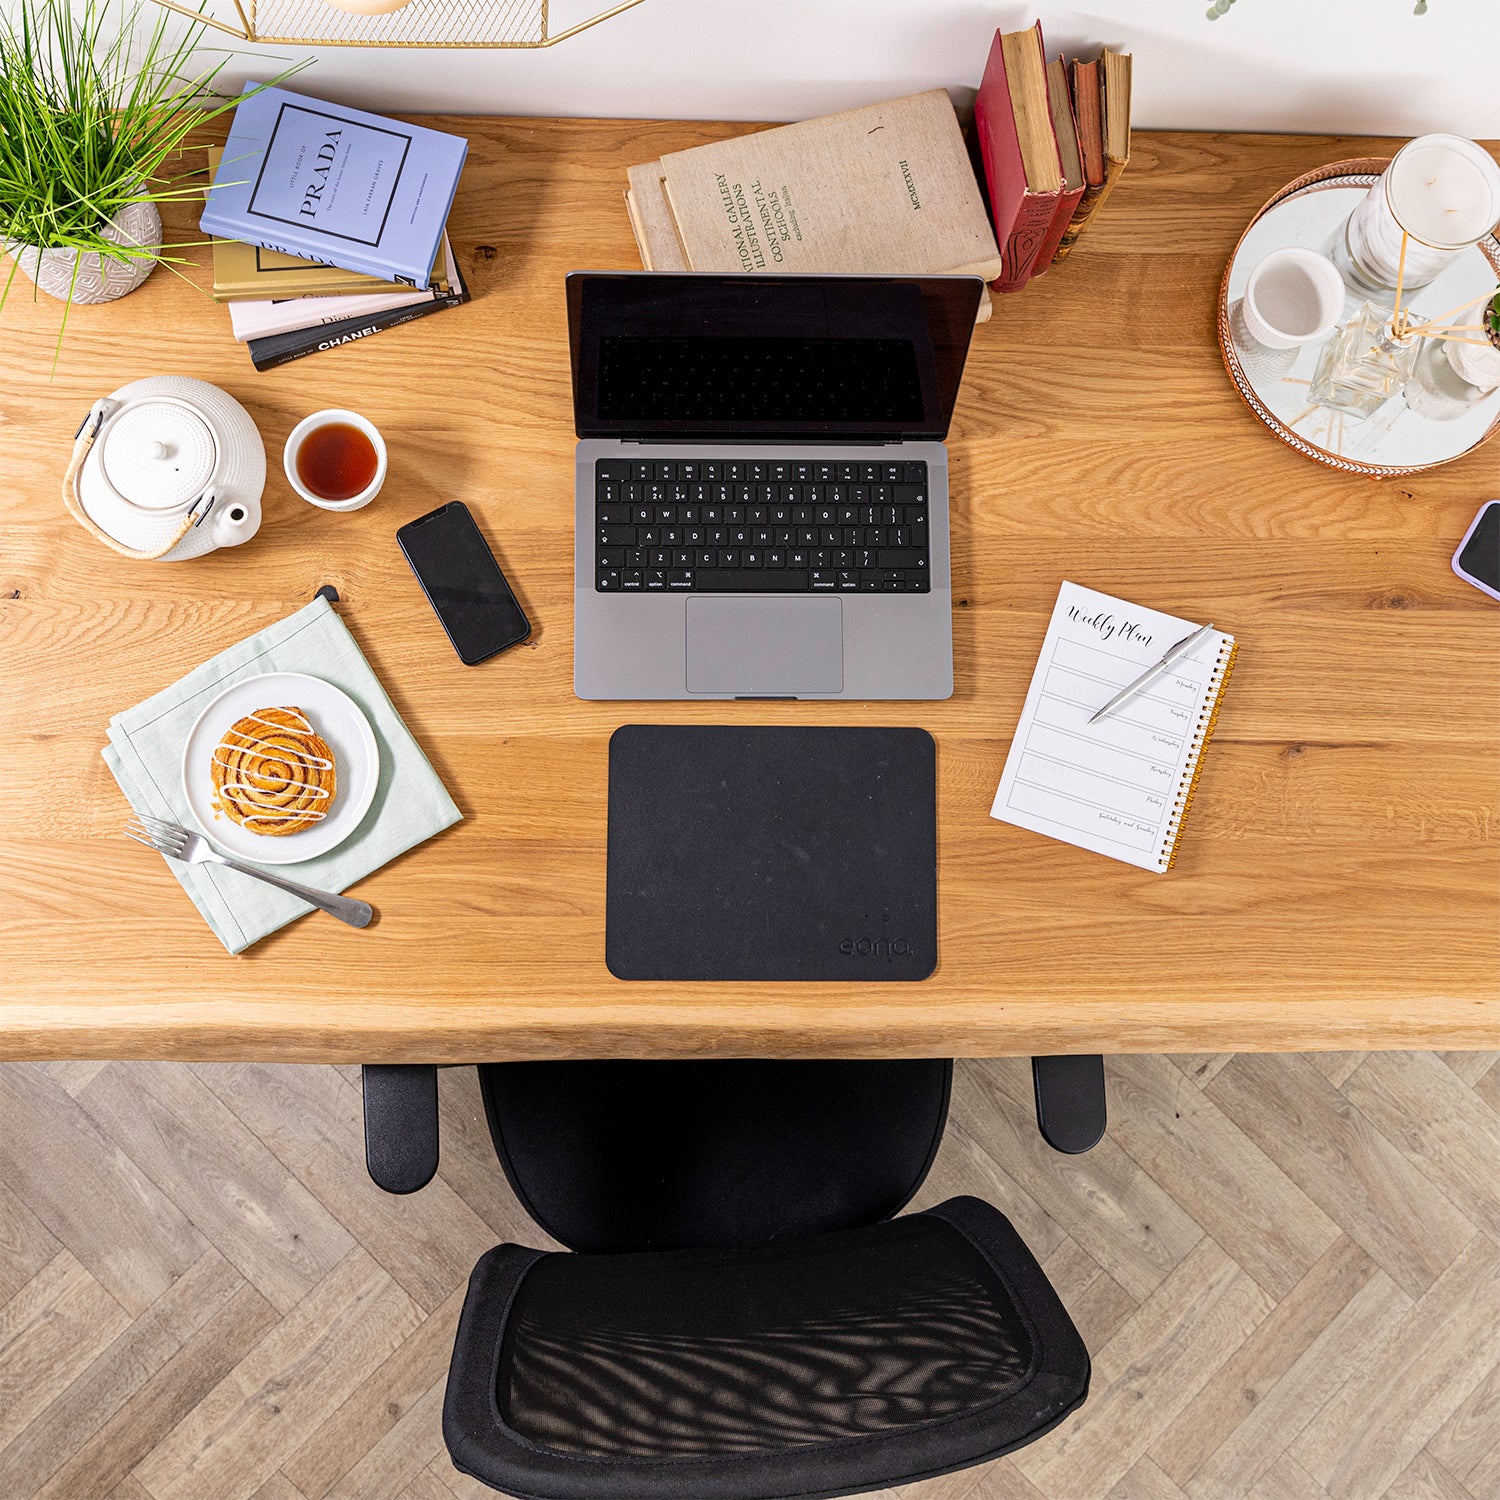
[63,402,205,562]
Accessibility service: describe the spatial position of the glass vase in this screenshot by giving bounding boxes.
[1309,302,1421,420]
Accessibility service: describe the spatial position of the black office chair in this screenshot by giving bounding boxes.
[363,1060,1090,1500]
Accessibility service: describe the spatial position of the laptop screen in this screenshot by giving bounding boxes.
[569,273,984,441]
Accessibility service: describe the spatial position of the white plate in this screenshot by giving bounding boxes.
[181,671,379,865]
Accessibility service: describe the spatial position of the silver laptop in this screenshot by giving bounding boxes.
[570,272,984,700]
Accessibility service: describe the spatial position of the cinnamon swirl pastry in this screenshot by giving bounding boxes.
[211,706,337,836]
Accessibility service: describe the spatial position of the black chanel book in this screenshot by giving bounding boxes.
[247,257,469,371]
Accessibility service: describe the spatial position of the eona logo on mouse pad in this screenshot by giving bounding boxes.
[838,936,917,962]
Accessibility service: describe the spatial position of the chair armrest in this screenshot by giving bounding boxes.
[362,1064,440,1193]
[1031,1056,1106,1154]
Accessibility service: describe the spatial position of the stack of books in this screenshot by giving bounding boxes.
[200,87,470,371]
[624,90,1003,323]
[973,22,1133,292]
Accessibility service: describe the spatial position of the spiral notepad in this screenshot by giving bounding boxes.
[990,582,1238,872]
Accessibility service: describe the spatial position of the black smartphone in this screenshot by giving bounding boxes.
[397,502,531,664]
[1453,500,1500,603]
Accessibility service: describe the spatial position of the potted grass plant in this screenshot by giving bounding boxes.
[0,0,292,339]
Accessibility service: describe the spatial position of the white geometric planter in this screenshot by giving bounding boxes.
[6,199,163,305]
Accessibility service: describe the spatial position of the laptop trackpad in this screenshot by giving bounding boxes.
[685,597,843,695]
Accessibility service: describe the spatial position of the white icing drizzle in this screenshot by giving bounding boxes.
[214,708,335,828]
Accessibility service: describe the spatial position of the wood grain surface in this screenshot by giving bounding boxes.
[0,120,1495,1061]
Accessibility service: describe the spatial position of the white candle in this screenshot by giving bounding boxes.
[1337,134,1500,294]
[1389,141,1500,249]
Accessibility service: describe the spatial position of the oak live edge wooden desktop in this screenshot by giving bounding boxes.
[1,120,1496,1066]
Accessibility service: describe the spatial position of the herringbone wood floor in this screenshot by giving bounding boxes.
[3,1055,1499,1500]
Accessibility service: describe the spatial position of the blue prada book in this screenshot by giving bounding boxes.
[201,85,467,290]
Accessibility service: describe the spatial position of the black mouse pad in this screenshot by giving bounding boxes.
[607,725,936,981]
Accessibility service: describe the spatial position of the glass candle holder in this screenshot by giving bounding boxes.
[1230,248,1346,379]
[1332,135,1500,297]
[1309,302,1421,419]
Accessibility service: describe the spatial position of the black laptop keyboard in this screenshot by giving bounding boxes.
[593,458,930,593]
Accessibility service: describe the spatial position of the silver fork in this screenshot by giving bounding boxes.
[125,814,374,928]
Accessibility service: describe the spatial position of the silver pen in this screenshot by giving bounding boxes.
[1088,622,1216,725]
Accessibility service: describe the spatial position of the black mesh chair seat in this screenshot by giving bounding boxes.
[444,1196,1089,1500]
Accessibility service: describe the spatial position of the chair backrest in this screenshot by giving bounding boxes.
[478,1058,952,1252]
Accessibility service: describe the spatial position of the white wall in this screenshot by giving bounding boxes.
[189,0,1500,137]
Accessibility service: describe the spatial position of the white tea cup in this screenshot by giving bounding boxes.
[283,409,387,512]
[1241,249,1345,350]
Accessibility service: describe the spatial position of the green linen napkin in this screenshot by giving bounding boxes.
[103,596,460,954]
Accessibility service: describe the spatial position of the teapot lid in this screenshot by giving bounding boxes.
[101,398,218,511]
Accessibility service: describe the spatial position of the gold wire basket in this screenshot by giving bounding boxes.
[152,0,646,48]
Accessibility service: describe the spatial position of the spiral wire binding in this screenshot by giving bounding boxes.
[1160,638,1239,871]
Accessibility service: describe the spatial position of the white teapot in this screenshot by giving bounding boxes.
[64,376,266,562]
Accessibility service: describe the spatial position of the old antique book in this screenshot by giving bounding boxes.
[624,160,688,272]
[973,22,1063,292]
[1054,56,1106,261]
[656,91,1003,285]
[1099,47,1134,213]
[1063,47,1132,248]
[1030,54,1087,274]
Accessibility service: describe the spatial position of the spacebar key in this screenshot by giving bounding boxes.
[694,571,808,592]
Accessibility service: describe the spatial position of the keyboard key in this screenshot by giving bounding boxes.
[717,549,740,567]
[599,525,634,546]
[597,569,621,589]
[696,570,808,592]
[838,572,859,589]
[598,548,625,567]
[810,571,836,590]
[668,570,694,589]
[597,503,630,524]
[696,549,717,568]
[878,549,927,570]
[646,569,668,589]
[597,460,630,481]
[621,570,644,589]
[654,462,675,481]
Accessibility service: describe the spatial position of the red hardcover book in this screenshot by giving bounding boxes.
[973,21,1063,292]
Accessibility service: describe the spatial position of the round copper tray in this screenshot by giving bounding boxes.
[1218,158,1500,479]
